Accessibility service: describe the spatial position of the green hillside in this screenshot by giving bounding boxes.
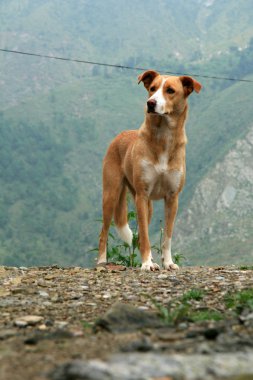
[0,73,145,266]
[0,0,253,266]
[1,0,253,109]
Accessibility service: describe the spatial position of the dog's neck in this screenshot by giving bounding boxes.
[140,105,188,149]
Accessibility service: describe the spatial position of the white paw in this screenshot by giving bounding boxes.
[141,261,160,271]
[97,261,107,266]
[163,261,179,271]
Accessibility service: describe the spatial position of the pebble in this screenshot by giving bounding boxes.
[94,267,107,273]
[38,324,48,331]
[102,293,111,299]
[157,274,168,280]
[14,320,29,328]
[14,315,43,327]
[55,321,68,329]
[38,290,50,298]
[138,306,149,311]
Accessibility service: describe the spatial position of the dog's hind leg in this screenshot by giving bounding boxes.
[114,184,133,246]
[98,162,123,265]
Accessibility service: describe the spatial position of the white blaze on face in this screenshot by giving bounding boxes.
[148,79,167,114]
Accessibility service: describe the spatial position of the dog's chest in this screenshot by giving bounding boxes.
[141,153,182,199]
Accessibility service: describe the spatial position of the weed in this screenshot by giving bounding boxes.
[182,289,205,302]
[152,222,186,267]
[173,252,186,266]
[92,208,141,267]
[224,288,253,314]
[152,288,222,325]
[152,220,164,257]
[152,298,190,325]
[239,265,253,270]
[81,320,93,329]
[189,309,224,322]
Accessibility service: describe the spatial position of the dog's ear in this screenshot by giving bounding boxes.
[179,76,202,96]
[138,70,159,90]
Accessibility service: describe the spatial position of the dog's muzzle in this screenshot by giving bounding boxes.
[147,99,157,113]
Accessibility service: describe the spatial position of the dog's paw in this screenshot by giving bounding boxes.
[163,262,179,271]
[141,261,160,271]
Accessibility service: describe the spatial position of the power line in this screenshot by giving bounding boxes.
[1,47,253,83]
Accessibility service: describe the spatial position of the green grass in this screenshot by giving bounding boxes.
[225,289,253,313]
[152,288,223,326]
[182,289,205,302]
[190,310,224,322]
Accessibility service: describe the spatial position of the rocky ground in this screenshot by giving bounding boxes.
[0,264,253,380]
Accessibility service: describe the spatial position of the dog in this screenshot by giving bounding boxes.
[97,70,201,271]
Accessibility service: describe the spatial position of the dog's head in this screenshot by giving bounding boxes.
[138,70,202,116]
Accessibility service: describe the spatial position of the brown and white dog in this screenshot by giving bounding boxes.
[98,70,201,271]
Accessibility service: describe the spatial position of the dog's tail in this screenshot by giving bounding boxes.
[115,224,133,246]
[114,185,133,246]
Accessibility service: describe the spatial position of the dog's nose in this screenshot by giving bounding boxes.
[147,99,157,113]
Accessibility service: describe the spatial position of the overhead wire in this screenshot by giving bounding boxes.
[1,47,253,83]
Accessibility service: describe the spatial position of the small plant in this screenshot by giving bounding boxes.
[173,252,186,266]
[152,298,190,325]
[151,220,164,257]
[224,288,253,314]
[81,320,93,329]
[182,289,205,302]
[91,208,141,267]
[152,288,223,325]
[152,222,186,267]
[239,265,253,271]
[189,309,224,322]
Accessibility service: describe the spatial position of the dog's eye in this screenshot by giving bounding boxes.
[166,87,175,94]
[150,86,156,92]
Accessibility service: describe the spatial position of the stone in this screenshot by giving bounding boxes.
[0,329,17,340]
[120,337,154,352]
[55,321,68,329]
[49,352,253,380]
[38,290,50,298]
[14,315,43,326]
[94,303,165,333]
[94,266,107,273]
[14,320,28,328]
[49,360,112,380]
[157,274,168,280]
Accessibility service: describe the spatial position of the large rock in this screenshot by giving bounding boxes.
[94,302,165,333]
[49,352,253,380]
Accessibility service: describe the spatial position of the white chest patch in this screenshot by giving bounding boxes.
[141,157,182,199]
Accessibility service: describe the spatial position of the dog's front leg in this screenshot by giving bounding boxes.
[162,195,179,270]
[136,194,160,271]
